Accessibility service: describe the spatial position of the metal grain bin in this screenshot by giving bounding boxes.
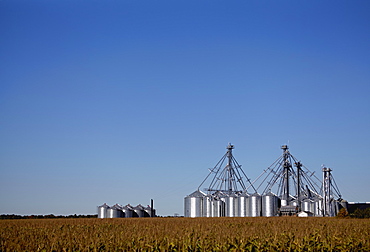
[211,192,225,217]
[331,200,340,217]
[184,190,205,217]
[245,193,251,217]
[249,193,262,217]
[302,199,313,213]
[225,193,238,217]
[212,196,225,217]
[123,204,134,218]
[114,204,124,217]
[107,204,123,218]
[237,192,249,217]
[203,195,214,217]
[144,205,155,217]
[262,192,279,217]
[107,207,113,218]
[134,204,146,218]
[313,198,323,217]
[98,203,109,218]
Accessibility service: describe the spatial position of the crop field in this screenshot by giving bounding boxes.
[1,217,369,251]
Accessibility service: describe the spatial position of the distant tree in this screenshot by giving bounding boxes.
[0,214,97,219]
[336,208,349,218]
[351,208,370,218]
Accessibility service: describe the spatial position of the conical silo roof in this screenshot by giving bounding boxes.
[113,204,123,210]
[187,190,206,198]
[134,204,145,210]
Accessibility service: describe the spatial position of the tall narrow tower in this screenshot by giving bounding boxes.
[226,143,235,193]
[321,166,343,217]
[322,166,332,216]
[281,145,291,205]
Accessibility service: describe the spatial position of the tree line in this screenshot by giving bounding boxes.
[0,214,98,219]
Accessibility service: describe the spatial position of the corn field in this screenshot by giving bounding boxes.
[1,217,369,251]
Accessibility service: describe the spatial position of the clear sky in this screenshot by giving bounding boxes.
[1,0,369,216]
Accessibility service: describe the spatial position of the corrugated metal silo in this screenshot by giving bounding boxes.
[123,204,134,218]
[144,205,154,217]
[313,198,323,216]
[98,203,109,218]
[134,204,145,218]
[331,200,340,217]
[107,204,123,218]
[262,192,279,217]
[302,199,313,213]
[237,192,249,217]
[107,207,113,218]
[184,190,205,217]
[114,204,124,218]
[212,193,225,217]
[223,193,238,217]
[249,193,262,217]
[310,200,316,215]
[203,195,214,217]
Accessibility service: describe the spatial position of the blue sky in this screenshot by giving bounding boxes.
[1,0,369,216]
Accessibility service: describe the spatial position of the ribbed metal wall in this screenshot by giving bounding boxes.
[98,203,154,218]
[123,205,133,218]
[134,204,145,218]
[213,198,224,217]
[302,199,313,213]
[107,206,123,218]
[184,190,205,217]
[203,195,213,217]
[249,193,262,217]
[183,191,343,218]
[262,193,279,217]
[237,192,249,217]
[98,204,108,218]
[223,193,238,217]
[313,198,323,216]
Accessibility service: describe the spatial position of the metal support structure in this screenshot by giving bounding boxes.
[322,167,331,216]
[226,144,234,193]
[198,143,256,195]
[282,145,290,205]
[321,166,342,217]
[295,162,302,212]
[185,144,345,218]
[254,145,323,216]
